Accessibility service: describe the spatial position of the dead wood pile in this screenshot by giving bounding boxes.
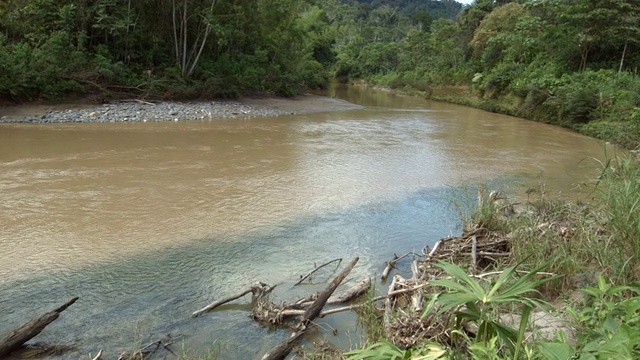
[378,191,515,348]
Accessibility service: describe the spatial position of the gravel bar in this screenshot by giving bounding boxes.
[0,100,294,124]
[0,95,363,124]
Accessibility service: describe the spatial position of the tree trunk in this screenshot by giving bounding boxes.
[619,41,628,73]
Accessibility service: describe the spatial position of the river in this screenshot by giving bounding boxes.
[0,85,613,359]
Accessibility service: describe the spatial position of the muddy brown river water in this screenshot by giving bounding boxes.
[0,85,617,358]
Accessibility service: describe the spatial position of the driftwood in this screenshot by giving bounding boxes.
[260,257,359,360]
[381,252,412,281]
[295,277,371,308]
[275,303,370,318]
[410,259,423,312]
[253,276,371,326]
[294,258,342,286]
[384,275,400,336]
[328,277,371,304]
[116,99,157,106]
[259,278,425,323]
[0,297,78,358]
[192,282,272,317]
[91,349,103,360]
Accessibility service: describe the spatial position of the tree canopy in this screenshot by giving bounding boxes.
[0,0,333,99]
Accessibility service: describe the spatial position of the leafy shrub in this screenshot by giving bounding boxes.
[519,87,549,115]
[0,34,14,97]
[388,77,432,93]
[425,261,554,358]
[481,62,524,98]
[563,88,599,124]
[540,277,640,360]
[581,120,640,150]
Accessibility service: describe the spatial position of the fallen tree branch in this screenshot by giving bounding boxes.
[410,259,423,312]
[192,282,272,317]
[276,303,368,318]
[261,257,359,360]
[471,235,478,268]
[461,252,511,257]
[381,252,412,281]
[0,297,79,358]
[116,99,157,106]
[294,258,342,286]
[328,277,371,304]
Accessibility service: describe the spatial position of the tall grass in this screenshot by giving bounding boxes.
[494,154,640,295]
[355,289,386,344]
[596,155,640,267]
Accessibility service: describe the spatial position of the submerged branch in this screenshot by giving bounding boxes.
[294,258,342,286]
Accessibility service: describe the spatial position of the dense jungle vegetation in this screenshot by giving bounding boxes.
[2,0,640,148]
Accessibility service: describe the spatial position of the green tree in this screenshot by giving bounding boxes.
[412,10,432,32]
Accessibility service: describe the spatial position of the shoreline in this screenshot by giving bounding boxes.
[0,94,362,124]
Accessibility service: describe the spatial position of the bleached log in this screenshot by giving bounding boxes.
[277,303,368,318]
[381,252,412,281]
[471,235,478,267]
[192,282,272,318]
[294,277,371,308]
[329,277,371,303]
[410,259,423,312]
[384,275,400,335]
[266,281,432,326]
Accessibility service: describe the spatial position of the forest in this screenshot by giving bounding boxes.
[1,0,640,148]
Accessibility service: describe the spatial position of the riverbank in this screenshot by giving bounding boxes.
[340,154,640,360]
[0,94,361,124]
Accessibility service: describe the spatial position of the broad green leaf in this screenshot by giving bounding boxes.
[412,342,447,360]
[430,278,476,296]
[538,342,576,360]
[598,275,609,293]
[514,305,531,359]
[601,316,620,333]
[435,261,486,298]
[436,292,479,311]
[486,264,518,300]
[420,293,440,321]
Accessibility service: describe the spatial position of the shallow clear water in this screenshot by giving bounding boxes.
[0,85,614,358]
